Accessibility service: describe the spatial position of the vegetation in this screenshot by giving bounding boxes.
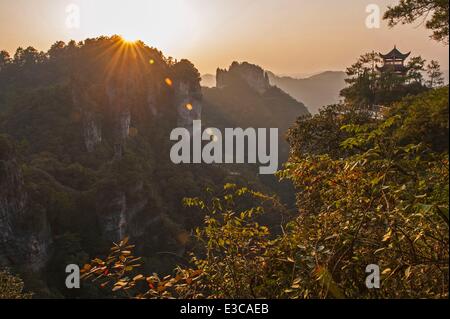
[0,270,32,299]
[339,52,443,109]
[1,0,448,299]
[384,0,449,44]
[81,10,449,295]
[0,35,276,298]
[82,84,449,298]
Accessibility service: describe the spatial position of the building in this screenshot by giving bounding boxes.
[377,46,411,75]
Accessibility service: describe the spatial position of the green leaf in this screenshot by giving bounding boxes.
[315,266,345,299]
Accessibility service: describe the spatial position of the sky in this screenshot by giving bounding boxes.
[0,0,448,76]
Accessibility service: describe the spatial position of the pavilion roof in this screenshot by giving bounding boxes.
[379,46,411,60]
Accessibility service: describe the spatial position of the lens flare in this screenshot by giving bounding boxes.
[165,78,173,86]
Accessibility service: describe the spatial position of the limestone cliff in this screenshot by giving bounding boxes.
[71,81,102,153]
[147,82,162,117]
[0,136,51,272]
[217,62,271,94]
[175,80,202,129]
[96,179,154,243]
[0,37,209,294]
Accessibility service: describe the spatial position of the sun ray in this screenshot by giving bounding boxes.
[103,40,126,81]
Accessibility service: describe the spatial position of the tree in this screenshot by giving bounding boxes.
[340,52,382,109]
[13,46,46,67]
[426,60,444,88]
[406,56,426,85]
[0,50,11,72]
[384,0,449,44]
[171,59,202,89]
[283,88,448,298]
[341,52,430,109]
[84,137,449,298]
[388,86,449,152]
[48,41,67,60]
[287,104,373,159]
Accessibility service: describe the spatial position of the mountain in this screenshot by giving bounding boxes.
[0,37,280,297]
[202,61,309,207]
[267,71,347,114]
[200,73,216,87]
[0,41,304,297]
[205,68,347,115]
[203,62,309,163]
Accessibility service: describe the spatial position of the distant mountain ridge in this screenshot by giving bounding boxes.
[202,69,347,114]
[267,71,346,114]
[201,74,216,88]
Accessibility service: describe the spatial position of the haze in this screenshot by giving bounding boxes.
[0,0,448,75]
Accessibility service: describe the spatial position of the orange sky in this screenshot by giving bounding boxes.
[0,0,448,76]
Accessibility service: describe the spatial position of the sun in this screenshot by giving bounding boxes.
[120,32,140,44]
[75,0,200,53]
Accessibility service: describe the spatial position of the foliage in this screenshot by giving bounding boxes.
[82,185,310,299]
[84,86,449,299]
[339,52,436,109]
[0,36,272,298]
[287,104,373,159]
[0,270,32,299]
[386,86,449,152]
[281,137,448,298]
[1,23,448,300]
[384,0,449,44]
[426,60,445,88]
[80,237,204,299]
[281,87,449,298]
[184,185,285,299]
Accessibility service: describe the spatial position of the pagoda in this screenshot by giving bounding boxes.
[377,46,411,75]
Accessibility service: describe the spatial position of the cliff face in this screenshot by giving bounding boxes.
[147,82,162,116]
[176,80,202,129]
[72,75,162,157]
[96,180,151,243]
[217,62,271,94]
[204,61,310,163]
[106,80,134,159]
[0,136,51,272]
[0,37,217,296]
[68,61,203,245]
[72,77,158,242]
[71,83,102,153]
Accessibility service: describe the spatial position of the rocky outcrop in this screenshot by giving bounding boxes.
[96,190,127,242]
[217,62,271,94]
[82,112,102,153]
[71,83,102,153]
[175,80,202,129]
[106,74,141,159]
[0,135,51,272]
[96,181,150,243]
[147,82,161,116]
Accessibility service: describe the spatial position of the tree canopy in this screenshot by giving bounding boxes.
[384,0,449,44]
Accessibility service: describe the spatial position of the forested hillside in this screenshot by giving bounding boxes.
[81,40,449,299]
[0,0,448,300]
[81,74,449,299]
[0,37,283,297]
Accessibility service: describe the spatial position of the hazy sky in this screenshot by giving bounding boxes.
[0,0,448,76]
